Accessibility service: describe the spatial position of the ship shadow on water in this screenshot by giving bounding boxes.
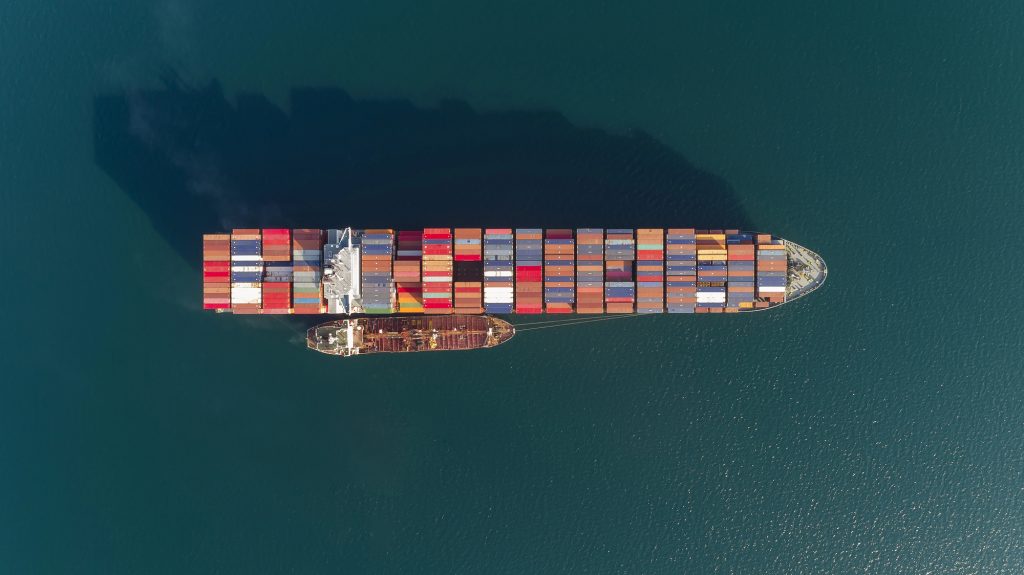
[93,75,753,327]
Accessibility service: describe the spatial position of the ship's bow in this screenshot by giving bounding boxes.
[784,240,827,302]
[486,317,516,348]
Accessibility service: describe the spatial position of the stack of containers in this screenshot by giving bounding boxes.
[361,229,395,314]
[395,231,424,313]
[604,229,635,313]
[230,229,263,313]
[260,229,292,314]
[666,228,697,313]
[575,229,604,314]
[262,229,291,262]
[261,265,293,313]
[422,228,453,314]
[696,229,729,313]
[292,229,323,314]
[636,229,665,313]
[202,234,231,309]
[756,234,787,306]
[453,228,484,314]
[514,229,543,314]
[696,231,728,312]
[726,231,756,311]
[483,228,514,314]
[543,229,575,313]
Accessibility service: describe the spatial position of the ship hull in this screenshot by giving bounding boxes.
[204,228,826,317]
[307,315,515,356]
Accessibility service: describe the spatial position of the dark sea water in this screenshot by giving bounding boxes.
[3,1,1024,573]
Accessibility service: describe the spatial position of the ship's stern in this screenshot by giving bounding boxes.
[306,321,352,355]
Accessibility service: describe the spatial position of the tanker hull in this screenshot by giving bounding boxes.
[307,315,515,357]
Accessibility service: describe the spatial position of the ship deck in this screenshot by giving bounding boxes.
[361,316,498,353]
[308,316,515,356]
[208,228,828,316]
[784,240,828,301]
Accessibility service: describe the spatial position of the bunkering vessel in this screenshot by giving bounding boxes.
[202,228,826,316]
[307,315,515,356]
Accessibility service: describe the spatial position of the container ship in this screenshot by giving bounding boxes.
[203,227,826,316]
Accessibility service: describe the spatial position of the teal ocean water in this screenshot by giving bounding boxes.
[3,1,1024,572]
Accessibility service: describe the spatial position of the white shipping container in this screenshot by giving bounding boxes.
[696,295,726,302]
[757,286,786,293]
[231,255,264,262]
[484,271,514,277]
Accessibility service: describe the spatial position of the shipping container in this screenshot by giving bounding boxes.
[484,228,515,314]
[453,228,484,314]
[636,228,664,313]
[292,229,323,314]
[422,228,453,314]
[261,228,291,263]
[202,234,232,309]
[756,240,788,304]
[575,228,604,314]
[359,229,395,314]
[395,230,424,313]
[605,229,635,313]
[665,229,697,313]
[515,228,543,314]
[544,229,575,313]
[231,230,263,310]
